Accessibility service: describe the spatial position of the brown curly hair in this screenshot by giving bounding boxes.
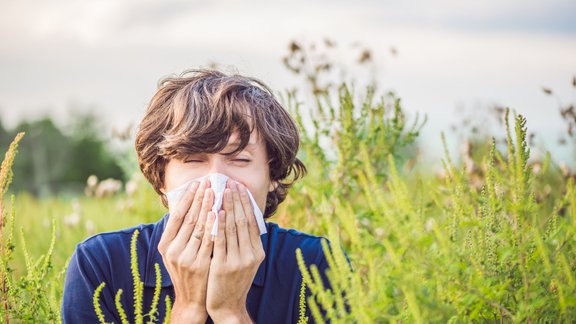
[134,68,307,219]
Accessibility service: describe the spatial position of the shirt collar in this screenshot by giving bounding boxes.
[144,213,269,288]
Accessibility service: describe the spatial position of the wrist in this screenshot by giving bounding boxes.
[210,309,253,324]
[170,302,208,324]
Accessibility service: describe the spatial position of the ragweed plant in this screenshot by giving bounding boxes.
[294,107,576,322]
[0,132,63,323]
[92,229,170,324]
[296,278,309,324]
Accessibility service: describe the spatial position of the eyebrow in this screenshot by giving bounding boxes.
[227,141,257,148]
[187,141,257,157]
[221,141,257,153]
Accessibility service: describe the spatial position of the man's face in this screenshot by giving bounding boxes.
[161,130,276,214]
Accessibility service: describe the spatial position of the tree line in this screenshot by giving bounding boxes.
[0,113,126,197]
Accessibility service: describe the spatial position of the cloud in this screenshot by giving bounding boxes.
[1,0,574,52]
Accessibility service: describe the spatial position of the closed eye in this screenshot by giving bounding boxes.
[185,159,251,163]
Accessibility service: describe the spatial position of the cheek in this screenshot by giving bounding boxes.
[237,177,269,214]
[163,161,203,191]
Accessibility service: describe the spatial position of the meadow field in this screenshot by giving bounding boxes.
[1,74,576,323]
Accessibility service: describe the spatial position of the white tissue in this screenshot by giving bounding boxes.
[165,172,267,236]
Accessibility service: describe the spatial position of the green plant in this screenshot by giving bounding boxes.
[0,132,63,322]
[92,229,170,324]
[294,108,576,322]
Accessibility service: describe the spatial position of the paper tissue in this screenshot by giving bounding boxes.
[165,172,267,237]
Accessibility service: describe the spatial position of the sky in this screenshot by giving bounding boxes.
[0,0,575,166]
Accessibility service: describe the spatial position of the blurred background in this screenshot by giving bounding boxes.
[1,0,575,196]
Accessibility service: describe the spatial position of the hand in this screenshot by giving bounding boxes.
[206,180,265,323]
[158,179,216,324]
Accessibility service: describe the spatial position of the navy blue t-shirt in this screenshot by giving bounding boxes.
[61,213,352,323]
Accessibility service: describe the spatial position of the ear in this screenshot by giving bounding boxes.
[268,180,279,192]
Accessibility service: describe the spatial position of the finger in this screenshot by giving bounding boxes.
[184,185,214,256]
[237,182,262,251]
[160,180,201,246]
[193,210,216,261]
[172,179,210,249]
[213,210,226,261]
[231,181,251,256]
[224,185,239,260]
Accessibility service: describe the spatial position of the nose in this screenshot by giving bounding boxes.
[205,156,239,188]
[206,156,231,178]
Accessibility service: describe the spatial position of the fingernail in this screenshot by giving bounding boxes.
[231,181,238,192]
[238,183,246,193]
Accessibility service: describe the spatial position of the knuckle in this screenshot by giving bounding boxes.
[243,255,256,266]
[202,233,213,243]
[157,240,167,253]
[184,213,197,226]
[226,224,237,234]
[165,248,179,263]
[202,202,212,212]
[195,188,206,200]
[256,250,266,262]
[186,219,198,228]
[177,256,193,268]
[236,217,248,227]
[224,195,232,206]
[203,188,212,199]
[193,231,204,241]
[171,210,185,221]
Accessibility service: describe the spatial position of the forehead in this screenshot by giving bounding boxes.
[220,129,264,153]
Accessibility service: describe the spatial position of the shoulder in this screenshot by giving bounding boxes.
[73,216,166,265]
[66,215,168,290]
[265,222,353,272]
[265,222,332,267]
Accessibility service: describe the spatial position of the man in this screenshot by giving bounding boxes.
[62,69,351,323]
